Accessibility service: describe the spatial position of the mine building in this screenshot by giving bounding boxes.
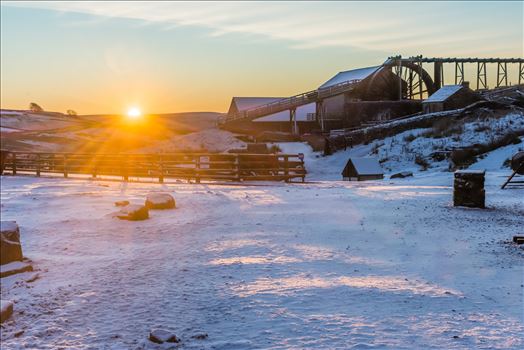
[421,82,481,114]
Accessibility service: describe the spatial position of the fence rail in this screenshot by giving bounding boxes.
[0,151,306,183]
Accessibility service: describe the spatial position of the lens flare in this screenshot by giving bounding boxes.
[126,107,142,120]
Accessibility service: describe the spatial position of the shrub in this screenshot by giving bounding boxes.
[414,154,430,170]
[268,144,281,153]
[423,118,464,138]
[403,133,417,142]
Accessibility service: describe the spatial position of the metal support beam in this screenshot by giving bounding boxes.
[434,62,443,90]
[477,62,487,90]
[396,60,403,100]
[497,62,508,87]
[455,62,464,85]
[315,100,325,132]
[289,108,298,135]
[417,61,423,99]
[520,63,524,85]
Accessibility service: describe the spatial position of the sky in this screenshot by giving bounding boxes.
[1,1,523,114]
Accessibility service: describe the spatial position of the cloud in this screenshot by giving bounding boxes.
[2,1,522,54]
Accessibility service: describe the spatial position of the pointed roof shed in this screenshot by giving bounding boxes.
[342,157,384,181]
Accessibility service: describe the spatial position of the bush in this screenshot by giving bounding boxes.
[29,102,43,113]
[268,144,281,153]
[423,118,464,138]
[403,134,417,142]
[414,154,430,170]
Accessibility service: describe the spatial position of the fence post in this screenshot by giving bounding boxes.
[235,154,240,181]
[36,154,41,177]
[63,154,68,178]
[195,156,201,184]
[122,155,129,182]
[12,153,17,175]
[284,155,289,182]
[158,154,164,183]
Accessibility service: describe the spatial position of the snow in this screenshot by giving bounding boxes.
[423,85,463,103]
[1,220,19,232]
[0,161,523,348]
[318,66,381,89]
[231,97,283,112]
[253,102,315,122]
[348,157,384,175]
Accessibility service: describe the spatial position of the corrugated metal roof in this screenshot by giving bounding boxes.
[423,85,463,103]
[253,103,316,122]
[319,66,381,89]
[232,97,283,111]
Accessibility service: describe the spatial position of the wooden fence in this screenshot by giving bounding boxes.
[0,151,306,183]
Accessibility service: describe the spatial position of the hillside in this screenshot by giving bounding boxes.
[0,110,228,153]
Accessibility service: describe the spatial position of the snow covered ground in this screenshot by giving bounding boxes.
[1,151,523,349]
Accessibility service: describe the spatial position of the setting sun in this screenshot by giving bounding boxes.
[126,107,142,119]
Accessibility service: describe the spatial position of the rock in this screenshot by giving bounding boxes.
[145,193,176,210]
[453,170,485,208]
[114,205,149,221]
[191,333,208,340]
[1,221,23,265]
[0,261,33,278]
[149,329,179,344]
[0,300,13,323]
[114,200,130,207]
[390,171,413,179]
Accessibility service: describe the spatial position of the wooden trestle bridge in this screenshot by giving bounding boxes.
[222,55,524,129]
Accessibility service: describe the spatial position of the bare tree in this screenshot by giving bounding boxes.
[29,102,43,113]
[66,109,77,116]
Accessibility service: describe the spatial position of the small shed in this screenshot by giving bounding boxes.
[342,157,384,181]
[422,82,480,114]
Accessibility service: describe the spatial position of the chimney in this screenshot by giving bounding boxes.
[461,81,470,89]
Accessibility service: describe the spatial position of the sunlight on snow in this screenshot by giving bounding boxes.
[209,255,302,265]
[232,274,462,298]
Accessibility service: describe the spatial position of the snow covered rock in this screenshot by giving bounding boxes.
[0,260,33,278]
[1,221,23,265]
[191,332,208,340]
[114,205,149,221]
[114,200,130,207]
[145,193,176,210]
[148,329,179,344]
[0,300,14,323]
[390,171,414,179]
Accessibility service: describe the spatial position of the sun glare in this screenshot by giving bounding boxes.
[126,107,142,120]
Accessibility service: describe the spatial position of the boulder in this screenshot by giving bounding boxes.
[1,221,23,265]
[390,171,414,179]
[115,205,149,221]
[0,300,13,323]
[114,200,130,207]
[191,332,208,340]
[145,193,176,210]
[149,329,179,344]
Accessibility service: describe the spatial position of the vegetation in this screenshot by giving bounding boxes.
[414,154,430,170]
[29,102,43,113]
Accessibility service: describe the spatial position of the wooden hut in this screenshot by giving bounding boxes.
[422,82,480,113]
[342,157,384,181]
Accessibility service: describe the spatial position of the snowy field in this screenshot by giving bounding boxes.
[1,154,523,349]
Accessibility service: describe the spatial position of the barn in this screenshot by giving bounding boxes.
[422,82,480,113]
[341,157,384,181]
